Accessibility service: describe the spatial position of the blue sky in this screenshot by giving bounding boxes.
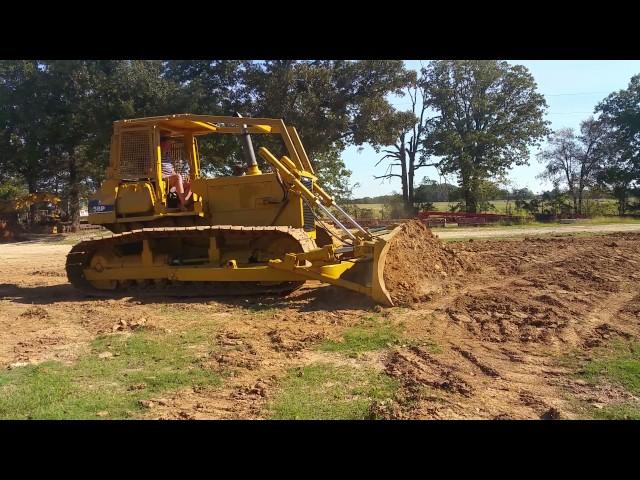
[342,60,640,198]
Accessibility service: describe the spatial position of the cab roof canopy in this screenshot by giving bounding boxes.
[114,114,282,136]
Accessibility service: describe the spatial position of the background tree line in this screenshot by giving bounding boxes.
[0,60,412,230]
[373,61,640,217]
[536,76,640,216]
[1,60,639,231]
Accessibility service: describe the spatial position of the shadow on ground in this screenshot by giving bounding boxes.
[0,283,377,312]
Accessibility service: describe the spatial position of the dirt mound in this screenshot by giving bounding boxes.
[383,220,470,306]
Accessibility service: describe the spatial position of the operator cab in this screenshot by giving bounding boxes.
[90,114,317,230]
[113,120,202,216]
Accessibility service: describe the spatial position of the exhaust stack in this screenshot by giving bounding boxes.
[236,112,262,176]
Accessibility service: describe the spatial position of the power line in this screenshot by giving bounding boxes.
[546,91,608,97]
[546,112,594,115]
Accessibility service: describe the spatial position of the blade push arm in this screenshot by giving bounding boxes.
[258,147,372,241]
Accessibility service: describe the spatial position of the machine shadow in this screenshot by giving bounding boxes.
[0,283,377,312]
[0,283,89,305]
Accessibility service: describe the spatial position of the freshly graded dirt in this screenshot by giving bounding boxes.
[2,229,640,419]
[383,220,472,306]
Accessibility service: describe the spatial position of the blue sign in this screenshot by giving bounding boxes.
[88,200,114,214]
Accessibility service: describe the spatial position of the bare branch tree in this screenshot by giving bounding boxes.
[537,118,608,216]
[375,76,440,212]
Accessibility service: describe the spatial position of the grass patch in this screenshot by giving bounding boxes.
[268,363,398,420]
[560,341,640,420]
[576,216,640,225]
[350,199,637,219]
[0,329,222,419]
[319,317,402,354]
[155,303,195,321]
[580,341,640,396]
[591,403,640,420]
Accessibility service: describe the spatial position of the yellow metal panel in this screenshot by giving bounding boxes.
[116,182,155,215]
[153,127,166,206]
[214,126,272,135]
[87,180,118,224]
[191,121,218,132]
[117,115,283,135]
[278,120,304,170]
[196,173,279,187]
[110,134,119,172]
[198,174,304,228]
[287,126,314,174]
[111,211,200,224]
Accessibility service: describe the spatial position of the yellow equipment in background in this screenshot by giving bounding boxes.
[0,192,65,234]
[66,114,400,306]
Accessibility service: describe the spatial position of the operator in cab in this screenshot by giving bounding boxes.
[160,135,192,210]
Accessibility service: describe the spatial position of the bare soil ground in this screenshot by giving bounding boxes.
[1,225,640,419]
[437,222,640,240]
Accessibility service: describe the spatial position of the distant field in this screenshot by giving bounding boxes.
[349,198,622,219]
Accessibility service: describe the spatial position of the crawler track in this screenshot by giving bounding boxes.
[66,225,316,298]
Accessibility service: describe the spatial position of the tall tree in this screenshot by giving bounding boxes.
[595,154,637,215]
[423,60,549,213]
[0,60,180,231]
[595,74,640,214]
[242,60,414,197]
[374,70,437,212]
[0,61,58,194]
[0,59,415,224]
[537,118,608,216]
[163,60,258,178]
[163,60,246,113]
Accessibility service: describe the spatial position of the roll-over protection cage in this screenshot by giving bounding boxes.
[109,114,316,204]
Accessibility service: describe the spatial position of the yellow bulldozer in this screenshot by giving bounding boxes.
[66,114,402,305]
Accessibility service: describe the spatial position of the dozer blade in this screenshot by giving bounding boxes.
[370,226,403,306]
[338,225,402,307]
[269,224,403,307]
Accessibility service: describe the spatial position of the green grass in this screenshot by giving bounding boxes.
[352,200,522,217]
[268,363,398,420]
[561,341,640,420]
[350,198,637,220]
[0,329,222,419]
[570,216,640,225]
[580,341,640,396]
[319,317,403,355]
[410,338,443,354]
[591,403,640,420]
